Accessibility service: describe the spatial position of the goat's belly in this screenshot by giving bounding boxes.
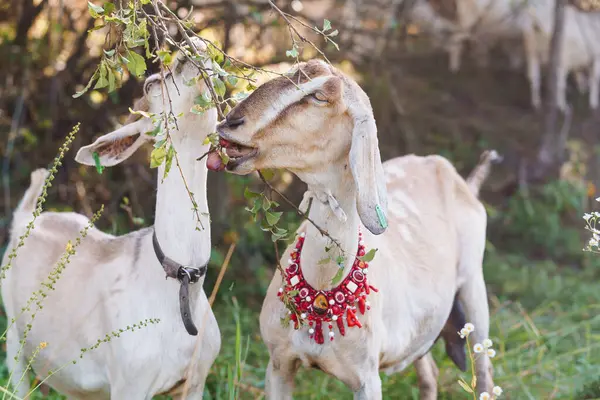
[35,358,109,400]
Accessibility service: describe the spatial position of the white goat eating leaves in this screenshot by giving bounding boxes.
[1,38,220,399]
[207,59,497,399]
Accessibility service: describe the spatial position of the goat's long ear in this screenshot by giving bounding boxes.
[344,77,388,235]
[75,119,149,167]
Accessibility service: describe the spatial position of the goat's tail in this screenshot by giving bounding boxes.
[466,150,502,197]
[11,168,49,230]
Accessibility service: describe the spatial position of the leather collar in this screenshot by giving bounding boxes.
[152,229,208,336]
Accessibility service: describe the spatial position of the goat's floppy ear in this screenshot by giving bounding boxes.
[75,119,149,167]
[344,76,388,235]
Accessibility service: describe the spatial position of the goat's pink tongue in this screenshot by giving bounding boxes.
[206,150,225,171]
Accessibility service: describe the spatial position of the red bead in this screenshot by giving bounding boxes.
[347,294,355,303]
[336,317,346,336]
[358,297,366,315]
[315,320,324,344]
[332,305,340,314]
[358,249,365,256]
[346,308,362,328]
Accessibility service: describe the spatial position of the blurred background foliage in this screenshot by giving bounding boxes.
[2,0,600,398]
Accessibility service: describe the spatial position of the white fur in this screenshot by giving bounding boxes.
[1,38,220,399]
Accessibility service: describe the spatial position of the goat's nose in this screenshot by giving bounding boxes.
[227,116,245,128]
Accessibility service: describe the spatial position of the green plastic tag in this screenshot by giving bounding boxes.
[92,151,104,175]
[376,204,387,229]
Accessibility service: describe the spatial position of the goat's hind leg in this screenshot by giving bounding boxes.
[414,353,439,400]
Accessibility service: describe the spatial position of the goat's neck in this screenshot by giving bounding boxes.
[154,110,216,268]
[296,166,360,290]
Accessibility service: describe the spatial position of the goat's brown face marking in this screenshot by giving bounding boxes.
[216,60,349,174]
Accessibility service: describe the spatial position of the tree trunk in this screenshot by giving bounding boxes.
[533,0,569,181]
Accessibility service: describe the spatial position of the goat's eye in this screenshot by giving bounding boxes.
[310,92,328,104]
[144,82,154,95]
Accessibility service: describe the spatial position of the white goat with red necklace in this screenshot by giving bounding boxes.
[208,59,496,399]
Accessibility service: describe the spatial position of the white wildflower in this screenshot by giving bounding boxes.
[493,386,503,396]
[584,213,593,221]
[487,348,496,358]
[482,338,493,348]
[596,197,600,202]
[459,328,468,338]
[480,392,491,400]
[464,323,475,333]
[473,343,484,353]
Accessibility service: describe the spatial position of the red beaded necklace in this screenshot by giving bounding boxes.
[277,229,378,344]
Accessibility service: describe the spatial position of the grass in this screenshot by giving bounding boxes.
[1,230,600,399]
[201,246,600,400]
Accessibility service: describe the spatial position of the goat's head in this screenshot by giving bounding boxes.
[75,37,214,167]
[213,59,388,235]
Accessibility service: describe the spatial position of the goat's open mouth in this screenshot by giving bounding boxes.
[206,137,257,172]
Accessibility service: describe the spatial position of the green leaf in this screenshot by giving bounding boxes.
[212,77,226,97]
[335,255,345,265]
[73,69,99,98]
[150,146,166,168]
[244,187,261,200]
[330,268,344,285]
[288,290,299,296]
[262,197,272,211]
[164,145,176,179]
[359,248,378,263]
[157,49,172,65]
[92,152,104,174]
[94,63,109,89]
[190,105,206,115]
[128,107,152,119]
[148,122,162,137]
[226,75,238,86]
[103,2,115,14]
[153,139,166,149]
[286,47,299,58]
[103,49,115,57]
[88,1,104,18]
[125,51,146,77]
[260,218,271,232]
[195,91,213,108]
[212,62,228,77]
[271,230,287,242]
[328,29,339,37]
[323,19,332,31]
[457,379,473,393]
[265,211,282,226]
[219,151,229,165]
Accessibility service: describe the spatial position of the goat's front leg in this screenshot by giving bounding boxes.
[265,357,299,400]
[353,369,382,400]
[458,273,494,395]
[589,58,600,109]
[414,353,439,400]
[523,27,541,110]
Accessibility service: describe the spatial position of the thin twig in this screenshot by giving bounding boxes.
[267,0,332,64]
[257,171,341,249]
